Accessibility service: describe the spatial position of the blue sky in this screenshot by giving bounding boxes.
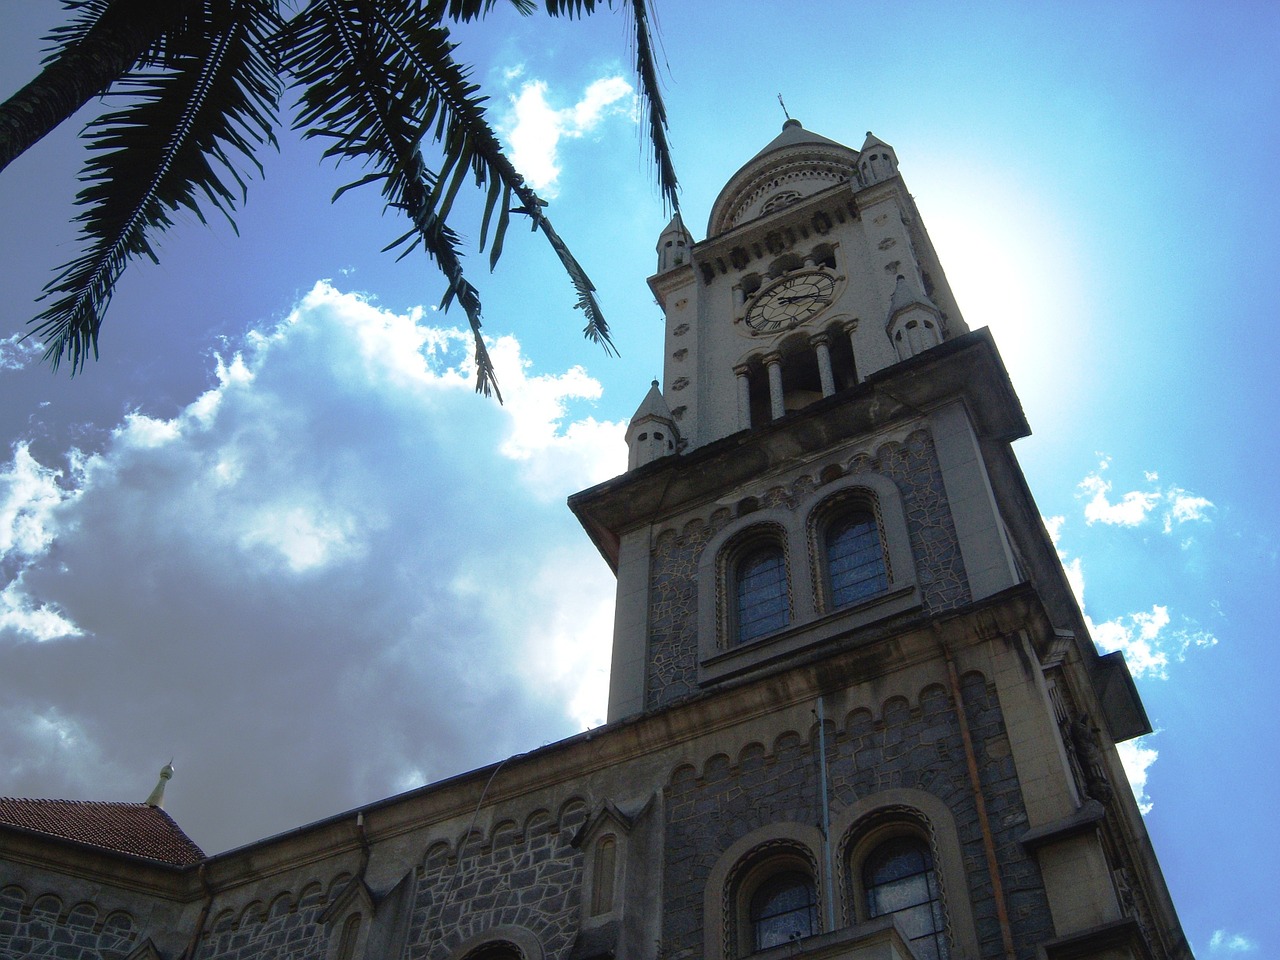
[1,1,1277,955]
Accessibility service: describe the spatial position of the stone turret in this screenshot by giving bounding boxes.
[858,131,899,185]
[886,273,944,361]
[624,381,678,470]
[656,214,694,274]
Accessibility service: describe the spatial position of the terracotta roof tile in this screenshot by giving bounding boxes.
[0,798,205,866]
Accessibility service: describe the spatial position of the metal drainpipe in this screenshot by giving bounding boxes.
[939,629,1017,960]
[816,696,837,933]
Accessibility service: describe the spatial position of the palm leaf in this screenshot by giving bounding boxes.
[362,1,616,353]
[279,0,505,396]
[622,0,679,212]
[31,0,283,371]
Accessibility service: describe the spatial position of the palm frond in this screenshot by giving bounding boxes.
[443,0,537,22]
[363,1,616,351]
[279,0,504,396]
[31,0,283,371]
[622,0,679,212]
[43,0,205,69]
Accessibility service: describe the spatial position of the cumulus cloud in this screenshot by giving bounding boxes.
[0,333,42,372]
[1090,605,1218,680]
[1116,736,1158,815]
[0,282,625,852]
[1210,930,1259,953]
[502,75,635,196]
[1078,458,1214,533]
[1044,514,1218,813]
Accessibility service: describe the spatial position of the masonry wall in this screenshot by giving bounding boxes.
[646,427,972,710]
[661,673,1054,960]
[0,886,143,960]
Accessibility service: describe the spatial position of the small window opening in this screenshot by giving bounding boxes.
[863,837,948,960]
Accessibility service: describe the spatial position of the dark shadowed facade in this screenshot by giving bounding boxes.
[0,122,1190,960]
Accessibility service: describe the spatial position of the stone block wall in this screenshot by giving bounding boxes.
[659,673,1053,960]
[646,428,971,711]
[0,886,141,960]
[402,801,588,960]
[194,881,332,960]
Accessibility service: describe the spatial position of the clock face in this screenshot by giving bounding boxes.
[744,272,836,333]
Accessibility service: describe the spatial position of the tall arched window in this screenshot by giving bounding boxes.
[863,837,948,960]
[826,509,887,608]
[736,544,789,643]
[749,872,818,950]
[591,835,617,916]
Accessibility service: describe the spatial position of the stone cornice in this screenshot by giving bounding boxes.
[568,328,1028,571]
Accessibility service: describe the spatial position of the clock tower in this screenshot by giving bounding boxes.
[570,120,1191,959]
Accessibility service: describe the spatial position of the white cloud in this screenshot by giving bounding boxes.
[1117,736,1158,815]
[1090,605,1217,680]
[1078,458,1213,532]
[1079,464,1158,526]
[0,443,67,557]
[1210,930,1259,953]
[502,75,636,196]
[0,333,42,372]
[1043,515,1085,610]
[0,282,625,851]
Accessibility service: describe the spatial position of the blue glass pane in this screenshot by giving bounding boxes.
[737,547,788,643]
[827,514,887,608]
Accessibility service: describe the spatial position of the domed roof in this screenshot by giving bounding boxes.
[707,120,860,236]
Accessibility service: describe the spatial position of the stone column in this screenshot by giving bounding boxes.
[812,334,835,397]
[734,364,752,430]
[765,353,785,420]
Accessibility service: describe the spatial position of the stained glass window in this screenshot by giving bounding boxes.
[736,545,789,643]
[827,511,887,608]
[863,837,949,960]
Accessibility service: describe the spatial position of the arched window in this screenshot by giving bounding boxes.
[749,871,818,950]
[825,509,887,608]
[591,835,617,916]
[735,544,789,643]
[862,836,948,960]
[336,914,362,960]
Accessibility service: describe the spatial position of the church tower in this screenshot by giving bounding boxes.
[1,121,1192,960]
[570,121,1190,960]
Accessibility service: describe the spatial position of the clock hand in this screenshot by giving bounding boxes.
[777,294,829,304]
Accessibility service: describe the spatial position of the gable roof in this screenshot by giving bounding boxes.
[0,797,205,866]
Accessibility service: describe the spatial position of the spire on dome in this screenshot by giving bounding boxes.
[144,761,174,808]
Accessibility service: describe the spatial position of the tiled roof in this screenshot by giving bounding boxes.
[0,798,205,866]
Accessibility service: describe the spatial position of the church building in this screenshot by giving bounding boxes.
[0,121,1190,960]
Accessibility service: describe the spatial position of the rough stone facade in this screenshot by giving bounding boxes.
[0,889,140,960]
[645,427,969,711]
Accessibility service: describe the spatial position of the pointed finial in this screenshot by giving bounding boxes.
[145,761,175,808]
[652,378,659,387]
[777,94,792,122]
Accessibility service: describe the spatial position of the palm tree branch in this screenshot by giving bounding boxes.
[280,0,501,396]
[30,0,282,371]
[361,2,613,350]
[622,0,679,212]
